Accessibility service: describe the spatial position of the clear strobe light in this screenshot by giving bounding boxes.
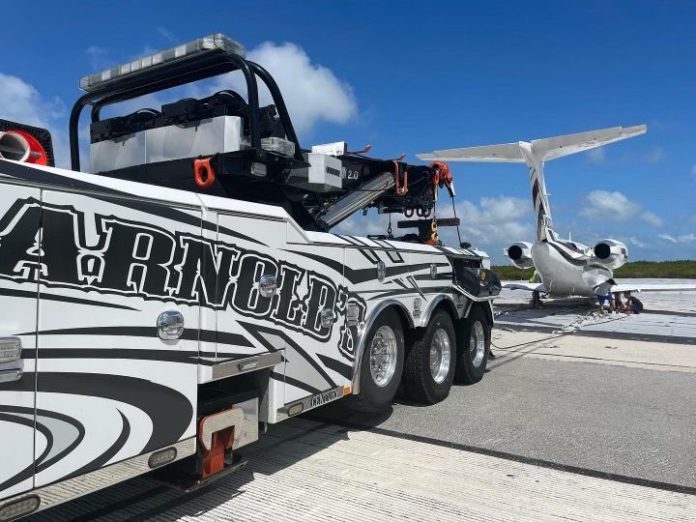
[0,495,40,521]
[0,338,21,362]
[79,33,245,92]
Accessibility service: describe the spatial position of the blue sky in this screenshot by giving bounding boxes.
[1,1,695,263]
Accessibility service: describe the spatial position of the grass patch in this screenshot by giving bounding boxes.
[492,260,696,280]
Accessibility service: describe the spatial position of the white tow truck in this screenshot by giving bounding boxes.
[0,34,500,520]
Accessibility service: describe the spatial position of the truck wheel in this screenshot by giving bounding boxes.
[403,310,456,405]
[454,306,490,384]
[349,309,405,412]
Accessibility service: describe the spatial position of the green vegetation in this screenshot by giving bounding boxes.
[492,260,696,280]
[491,265,535,280]
[613,260,696,278]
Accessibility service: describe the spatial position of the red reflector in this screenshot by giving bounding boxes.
[0,119,54,167]
[9,130,48,165]
[0,130,48,165]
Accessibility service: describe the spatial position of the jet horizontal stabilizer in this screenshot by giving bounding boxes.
[417,142,525,163]
[416,124,647,164]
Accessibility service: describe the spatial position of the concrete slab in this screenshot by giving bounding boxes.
[490,329,696,374]
[27,418,696,521]
[311,338,696,490]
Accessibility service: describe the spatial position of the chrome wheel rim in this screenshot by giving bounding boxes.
[369,325,398,387]
[470,321,486,367]
[429,328,452,384]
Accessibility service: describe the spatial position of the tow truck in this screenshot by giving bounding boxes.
[0,34,500,520]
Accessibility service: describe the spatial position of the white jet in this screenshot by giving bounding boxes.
[418,125,696,298]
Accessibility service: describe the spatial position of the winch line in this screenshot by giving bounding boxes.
[490,311,630,351]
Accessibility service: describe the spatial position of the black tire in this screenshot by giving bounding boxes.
[348,308,405,412]
[454,306,490,384]
[402,310,456,405]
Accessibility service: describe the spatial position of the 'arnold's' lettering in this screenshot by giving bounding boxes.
[0,199,364,347]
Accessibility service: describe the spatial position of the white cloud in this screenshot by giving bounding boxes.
[156,27,175,43]
[580,190,662,226]
[0,73,67,167]
[454,196,532,242]
[587,147,606,163]
[628,236,647,248]
[248,42,357,134]
[580,190,637,220]
[641,211,663,226]
[208,42,357,136]
[645,146,663,164]
[659,233,696,243]
[335,212,391,237]
[85,46,109,70]
[334,196,531,251]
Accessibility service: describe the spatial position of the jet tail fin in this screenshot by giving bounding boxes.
[416,124,647,242]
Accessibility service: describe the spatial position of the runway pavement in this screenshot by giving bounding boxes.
[26,283,696,521]
[314,332,696,489]
[495,278,696,343]
[26,418,696,522]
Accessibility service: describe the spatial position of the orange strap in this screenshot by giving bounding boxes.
[193,157,216,189]
[431,161,451,185]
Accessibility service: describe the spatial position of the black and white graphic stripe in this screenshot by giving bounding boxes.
[1,287,139,311]
[370,239,405,263]
[339,235,381,264]
[0,159,265,247]
[287,248,448,286]
[0,404,87,492]
[238,321,337,391]
[18,326,254,348]
[0,404,129,492]
[3,372,193,454]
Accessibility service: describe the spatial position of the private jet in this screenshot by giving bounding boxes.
[418,125,696,298]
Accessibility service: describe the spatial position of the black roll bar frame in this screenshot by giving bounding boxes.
[69,47,302,171]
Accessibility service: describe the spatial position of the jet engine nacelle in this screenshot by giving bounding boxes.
[506,242,534,269]
[593,239,628,269]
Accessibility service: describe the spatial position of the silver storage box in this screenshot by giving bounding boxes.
[89,132,146,173]
[287,152,343,192]
[146,116,243,163]
[89,116,244,173]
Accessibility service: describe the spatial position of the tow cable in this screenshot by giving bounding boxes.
[490,309,631,351]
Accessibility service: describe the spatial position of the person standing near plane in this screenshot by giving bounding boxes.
[593,278,616,313]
